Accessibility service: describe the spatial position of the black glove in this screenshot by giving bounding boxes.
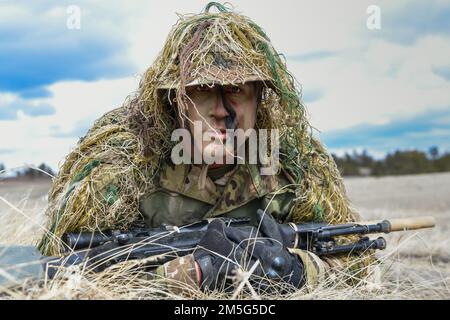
[193,210,305,293]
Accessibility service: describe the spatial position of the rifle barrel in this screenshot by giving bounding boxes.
[359,216,435,232]
[386,216,436,232]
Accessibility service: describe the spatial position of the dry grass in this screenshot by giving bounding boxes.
[0,173,449,300]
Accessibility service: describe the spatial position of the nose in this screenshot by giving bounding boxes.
[210,88,229,125]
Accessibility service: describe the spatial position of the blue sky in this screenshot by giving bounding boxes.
[321,107,450,157]
[0,1,136,98]
[368,1,450,44]
[1,0,450,171]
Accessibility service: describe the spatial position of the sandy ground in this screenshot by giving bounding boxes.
[345,172,450,297]
[345,173,450,257]
[0,173,449,299]
[0,179,51,245]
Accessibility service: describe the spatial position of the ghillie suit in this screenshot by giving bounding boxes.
[39,3,369,279]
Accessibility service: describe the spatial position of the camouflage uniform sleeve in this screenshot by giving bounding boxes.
[287,248,328,291]
[287,248,373,291]
[155,254,201,296]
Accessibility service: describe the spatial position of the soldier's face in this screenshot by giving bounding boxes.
[185,82,258,165]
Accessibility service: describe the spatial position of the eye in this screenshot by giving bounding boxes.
[226,86,241,94]
[196,85,210,92]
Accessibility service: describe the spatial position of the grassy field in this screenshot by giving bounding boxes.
[0,173,449,299]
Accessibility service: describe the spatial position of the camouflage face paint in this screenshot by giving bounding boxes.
[218,85,237,130]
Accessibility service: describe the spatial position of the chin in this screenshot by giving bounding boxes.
[203,143,235,165]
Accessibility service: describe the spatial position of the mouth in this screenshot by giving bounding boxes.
[205,129,227,142]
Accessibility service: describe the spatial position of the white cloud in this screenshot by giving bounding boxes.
[47,76,140,133]
[0,76,140,170]
[295,34,450,131]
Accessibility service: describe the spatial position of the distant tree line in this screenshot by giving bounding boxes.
[2,148,450,179]
[0,162,55,179]
[332,147,450,177]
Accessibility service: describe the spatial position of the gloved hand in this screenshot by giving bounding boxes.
[193,210,305,293]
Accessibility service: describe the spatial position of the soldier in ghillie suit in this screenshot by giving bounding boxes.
[37,3,371,294]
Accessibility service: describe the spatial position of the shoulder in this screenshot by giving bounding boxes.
[50,106,141,196]
[41,106,155,254]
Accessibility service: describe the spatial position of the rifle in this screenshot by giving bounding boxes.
[48,210,435,274]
